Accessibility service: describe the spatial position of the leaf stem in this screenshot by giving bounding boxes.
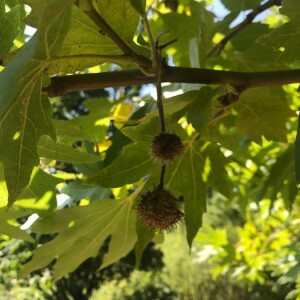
[159,164,166,188]
[142,15,158,70]
[206,0,282,58]
[156,53,166,132]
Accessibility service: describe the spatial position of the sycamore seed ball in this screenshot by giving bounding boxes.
[150,132,184,163]
[136,186,184,231]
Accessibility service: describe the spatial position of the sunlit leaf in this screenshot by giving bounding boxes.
[166,139,206,247]
[94,0,140,43]
[20,191,138,280]
[0,3,20,57]
[15,167,62,215]
[59,98,113,141]
[61,180,110,202]
[236,88,295,144]
[38,136,101,164]
[0,0,74,206]
[0,208,34,242]
[86,142,153,187]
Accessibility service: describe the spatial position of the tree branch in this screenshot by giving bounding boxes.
[45,66,300,97]
[206,0,282,58]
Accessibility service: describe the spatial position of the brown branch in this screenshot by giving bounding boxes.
[45,66,300,97]
[206,0,282,58]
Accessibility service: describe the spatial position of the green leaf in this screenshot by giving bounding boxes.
[20,194,138,280]
[257,21,300,63]
[0,166,57,240]
[122,117,160,142]
[103,129,132,166]
[259,146,297,205]
[195,225,228,247]
[61,180,110,202]
[0,207,34,242]
[281,0,300,21]
[59,98,113,141]
[236,88,295,144]
[230,23,270,53]
[203,143,233,199]
[164,90,208,122]
[129,0,146,15]
[93,0,140,43]
[50,6,122,73]
[0,88,56,207]
[37,136,101,164]
[86,142,153,187]
[0,0,74,206]
[22,0,47,28]
[15,167,62,215]
[220,0,262,12]
[166,139,206,247]
[0,4,20,57]
[53,119,92,142]
[135,221,155,267]
[295,114,300,185]
[24,1,146,73]
[186,87,213,133]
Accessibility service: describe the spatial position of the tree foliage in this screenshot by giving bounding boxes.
[0,0,300,285]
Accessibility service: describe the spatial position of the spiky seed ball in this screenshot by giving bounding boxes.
[150,132,184,163]
[136,186,184,231]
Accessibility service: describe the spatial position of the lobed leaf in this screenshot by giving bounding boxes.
[135,221,155,266]
[14,167,62,215]
[260,146,296,203]
[186,87,214,133]
[86,142,153,187]
[94,0,140,43]
[129,0,146,16]
[61,180,111,202]
[0,208,34,242]
[20,194,138,280]
[236,88,295,144]
[38,136,101,164]
[203,143,233,199]
[220,0,262,12]
[281,0,300,21]
[0,0,75,206]
[166,139,206,247]
[0,3,20,57]
[0,166,61,240]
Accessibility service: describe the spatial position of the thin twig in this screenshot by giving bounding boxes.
[207,0,282,58]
